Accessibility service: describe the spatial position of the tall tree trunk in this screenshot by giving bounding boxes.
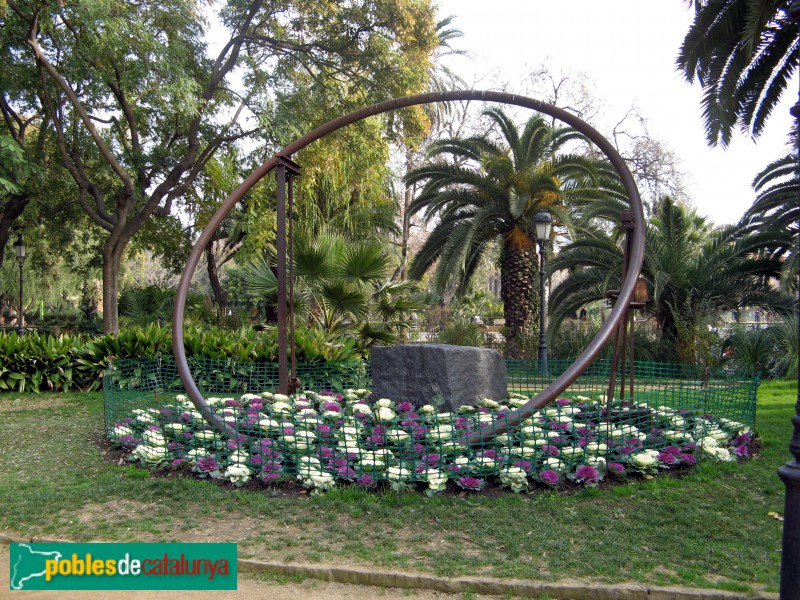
[206,242,228,324]
[0,194,29,272]
[501,241,536,352]
[400,185,412,280]
[102,239,125,335]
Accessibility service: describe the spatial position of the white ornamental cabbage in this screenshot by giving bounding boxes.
[428,425,453,441]
[134,412,157,425]
[630,452,657,468]
[186,449,209,463]
[519,426,543,439]
[376,407,397,422]
[112,425,134,439]
[131,444,168,465]
[424,468,448,493]
[224,463,251,486]
[272,401,292,415]
[499,466,529,493]
[664,429,691,442]
[708,446,734,462]
[258,417,281,431]
[359,451,386,471]
[560,446,584,459]
[351,403,373,416]
[387,466,412,481]
[163,423,186,435]
[700,436,720,449]
[228,450,250,464]
[142,430,167,447]
[509,446,537,458]
[584,442,607,454]
[385,428,411,444]
[543,458,566,472]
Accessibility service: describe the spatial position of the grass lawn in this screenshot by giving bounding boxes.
[0,379,795,594]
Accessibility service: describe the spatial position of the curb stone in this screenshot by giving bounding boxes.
[1,534,778,600]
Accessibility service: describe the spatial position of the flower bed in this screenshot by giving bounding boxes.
[108,388,754,495]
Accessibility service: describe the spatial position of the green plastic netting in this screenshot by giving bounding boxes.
[103,356,758,489]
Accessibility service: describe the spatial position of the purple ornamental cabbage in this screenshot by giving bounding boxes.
[574,465,600,484]
[196,456,220,473]
[457,477,486,491]
[539,470,560,486]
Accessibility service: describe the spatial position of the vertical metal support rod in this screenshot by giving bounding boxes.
[779,5,800,597]
[606,211,635,410]
[537,240,548,374]
[628,309,636,400]
[618,307,630,401]
[288,172,297,382]
[276,163,289,395]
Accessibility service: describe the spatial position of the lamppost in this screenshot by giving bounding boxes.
[781,4,800,598]
[534,211,552,373]
[13,232,25,335]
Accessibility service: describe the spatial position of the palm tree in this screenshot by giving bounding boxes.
[238,230,425,348]
[741,153,798,289]
[676,0,798,146]
[405,107,610,341]
[549,197,791,347]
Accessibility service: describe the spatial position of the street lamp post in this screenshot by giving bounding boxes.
[534,211,552,373]
[13,232,26,335]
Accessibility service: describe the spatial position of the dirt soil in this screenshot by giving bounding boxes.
[0,544,501,600]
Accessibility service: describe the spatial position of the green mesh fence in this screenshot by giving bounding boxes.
[104,356,758,491]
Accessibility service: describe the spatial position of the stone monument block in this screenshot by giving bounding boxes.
[370,344,508,411]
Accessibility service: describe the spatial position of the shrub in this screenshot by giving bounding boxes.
[1,324,361,393]
[723,327,775,377]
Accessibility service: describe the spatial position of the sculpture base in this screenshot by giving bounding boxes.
[370,344,508,411]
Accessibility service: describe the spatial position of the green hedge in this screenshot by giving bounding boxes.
[0,324,361,393]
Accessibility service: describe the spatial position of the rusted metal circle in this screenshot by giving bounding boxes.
[171,90,645,441]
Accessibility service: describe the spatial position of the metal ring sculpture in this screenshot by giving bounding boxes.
[172,90,645,444]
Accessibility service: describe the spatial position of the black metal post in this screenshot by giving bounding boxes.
[537,239,547,373]
[17,256,24,334]
[779,4,800,599]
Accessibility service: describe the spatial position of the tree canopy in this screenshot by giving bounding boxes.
[1,0,438,333]
[677,0,798,146]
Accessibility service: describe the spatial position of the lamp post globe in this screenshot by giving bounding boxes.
[534,211,552,372]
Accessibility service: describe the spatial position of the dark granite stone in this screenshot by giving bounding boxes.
[370,344,507,411]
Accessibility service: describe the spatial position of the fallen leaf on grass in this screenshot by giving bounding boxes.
[768,511,784,522]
